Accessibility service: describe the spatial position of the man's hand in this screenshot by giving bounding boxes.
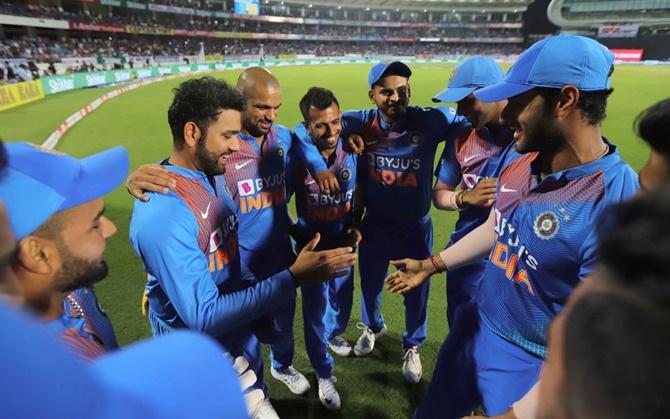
[126,163,176,202]
[345,133,365,154]
[342,227,362,249]
[462,177,497,208]
[314,171,340,194]
[385,258,435,294]
[289,233,356,286]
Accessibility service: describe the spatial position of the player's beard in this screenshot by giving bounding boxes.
[195,133,226,177]
[53,241,109,294]
[515,105,565,155]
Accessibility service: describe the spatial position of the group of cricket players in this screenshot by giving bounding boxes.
[2,32,655,419]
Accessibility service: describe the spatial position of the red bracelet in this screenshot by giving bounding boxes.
[430,255,446,273]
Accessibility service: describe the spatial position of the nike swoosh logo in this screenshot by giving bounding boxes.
[463,154,480,163]
[366,140,379,146]
[235,160,252,170]
[305,179,316,185]
[200,202,211,219]
[500,184,517,193]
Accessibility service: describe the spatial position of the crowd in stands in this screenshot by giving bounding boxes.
[0,34,523,66]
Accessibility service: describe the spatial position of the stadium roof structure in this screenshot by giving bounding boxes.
[265,0,532,13]
[548,0,670,27]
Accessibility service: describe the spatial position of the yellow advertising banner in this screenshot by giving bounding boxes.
[0,80,45,112]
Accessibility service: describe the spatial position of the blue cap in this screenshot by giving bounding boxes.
[0,301,247,418]
[432,56,504,103]
[475,34,615,103]
[0,142,129,240]
[368,61,412,89]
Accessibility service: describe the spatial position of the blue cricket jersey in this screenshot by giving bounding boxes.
[296,106,470,224]
[65,286,118,351]
[290,134,358,247]
[129,164,296,356]
[221,125,296,279]
[477,140,639,357]
[436,126,514,244]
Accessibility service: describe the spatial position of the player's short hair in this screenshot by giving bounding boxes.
[168,77,245,149]
[536,87,614,125]
[299,87,340,121]
[564,291,670,419]
[563,186,670,418]
[598,186,670,296]
[634,98,670,156]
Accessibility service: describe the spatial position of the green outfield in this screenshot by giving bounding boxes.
[1,63,668,418]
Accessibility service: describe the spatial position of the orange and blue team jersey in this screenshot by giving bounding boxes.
[477,139,639,357]
[290,136,358,246]
[436,126,515,244]
[221,125,295,278]
[129,164,296,358]
[296,106,471,224]
[46,286,119,362]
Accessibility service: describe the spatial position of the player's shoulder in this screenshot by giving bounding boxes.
[343,108,375,121]
[130,191,196,242]
[601,154,639,202]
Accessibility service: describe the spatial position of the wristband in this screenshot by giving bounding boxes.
[430,255,447,274]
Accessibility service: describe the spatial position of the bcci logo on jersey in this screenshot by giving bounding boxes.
[534,211,560,240]
[409,132,423,146]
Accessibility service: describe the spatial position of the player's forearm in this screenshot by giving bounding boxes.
[293,125,328,176]
[437,208,496,269]
[433,188,460,211]
[183,270,296,335]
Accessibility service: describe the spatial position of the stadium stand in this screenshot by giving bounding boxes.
[547,0,670,60]
[0,0,527,78]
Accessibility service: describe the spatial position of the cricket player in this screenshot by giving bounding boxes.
[385,35,639,417]
[0,142,129,361]
[288,87,361,410]
[294,61,470,383]
[127,68,327,395]
[431,56,514,325]
[129,77,355,419]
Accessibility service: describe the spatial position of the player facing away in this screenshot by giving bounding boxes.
[287,87,362,410]
[0,142,129,361]
[385,34,639,417]
[431,56,513,326]
[294,61,471,383]
[129,77,356,419]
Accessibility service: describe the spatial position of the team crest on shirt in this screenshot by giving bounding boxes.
[340,168,352,182]
[409,132,423,146]
[277,147,285,158]
[534,211,560,240]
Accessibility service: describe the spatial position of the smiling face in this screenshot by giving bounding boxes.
[242,85,282,138]
[305,101,342,151]
[194,108,242,177]
[500,89,565,155]
[369,75,410,121]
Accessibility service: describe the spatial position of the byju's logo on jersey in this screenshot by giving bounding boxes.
[462,174,483,190]
[534,211,560,240]
[237,179,255,197]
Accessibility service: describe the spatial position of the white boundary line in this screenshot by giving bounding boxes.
[41,73,183,149]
